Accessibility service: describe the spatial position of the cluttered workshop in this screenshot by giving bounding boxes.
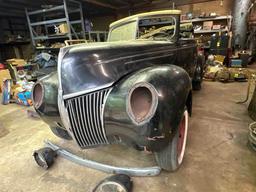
[0,0,256,191]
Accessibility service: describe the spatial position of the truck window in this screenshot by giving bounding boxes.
[108,21,137,42]
[139,16,176,40]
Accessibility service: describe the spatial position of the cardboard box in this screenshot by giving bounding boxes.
[215,55,225,63]
[212,25,221,30]
[0,69,11,93]
[58,24,68,34]
[6,59,26,66]
[203,21,213,30]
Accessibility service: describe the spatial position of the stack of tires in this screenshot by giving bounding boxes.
[248,122,256,151]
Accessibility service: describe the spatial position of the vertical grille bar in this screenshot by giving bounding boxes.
[77,97,91,145]
[73,99,88,146]
[65,88,111,147]
[101,89,110,141]
[85,94,92,142]
[67,100,84,146]
[88,94,98,143]
[81,95,93,145]
[92,92,101,143]
[95,91,104,143]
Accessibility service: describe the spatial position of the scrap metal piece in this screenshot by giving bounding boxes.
[237,73,255,104]
[44,140,161,177]
[236,78,252,104]
[33,147,57,169]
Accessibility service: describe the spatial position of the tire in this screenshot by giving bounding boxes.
[192,80,201,91]
[155,109,189,171]
[50,127,72,140]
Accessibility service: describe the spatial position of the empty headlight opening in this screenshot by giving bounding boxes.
[32,82,44,109]
[127,83,158,125]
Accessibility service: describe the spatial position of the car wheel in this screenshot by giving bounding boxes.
[192,81,201,91]
[155,109,189,171]
[50,127,72,140]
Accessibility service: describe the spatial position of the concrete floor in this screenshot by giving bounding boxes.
[0,81,256,192]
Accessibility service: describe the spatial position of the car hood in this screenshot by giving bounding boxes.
[60,40,175,98]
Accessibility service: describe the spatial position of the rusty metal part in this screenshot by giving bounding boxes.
[127,82,158,126]
[130,87,152,122]
[32,82,44,109]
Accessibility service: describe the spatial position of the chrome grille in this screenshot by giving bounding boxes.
[66,88,111,147]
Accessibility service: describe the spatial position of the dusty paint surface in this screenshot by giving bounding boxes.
[0,81,255,192]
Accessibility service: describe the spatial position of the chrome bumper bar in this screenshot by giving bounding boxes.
[44,140,161,177]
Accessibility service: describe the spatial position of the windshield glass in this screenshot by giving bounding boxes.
[108,21,137,41]
[138,16,176,40]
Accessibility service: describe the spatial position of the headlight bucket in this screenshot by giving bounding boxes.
[32,82,44,109]
[127,82,158,125]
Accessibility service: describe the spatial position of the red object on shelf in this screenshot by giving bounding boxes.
[0,63,5,70]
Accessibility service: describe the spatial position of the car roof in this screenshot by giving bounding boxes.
[109,10,181,28]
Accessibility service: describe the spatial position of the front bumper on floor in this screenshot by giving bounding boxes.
[45,140,161,177]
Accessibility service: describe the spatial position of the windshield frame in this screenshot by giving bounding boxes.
[108,14,179,42]
[138,15,177,40]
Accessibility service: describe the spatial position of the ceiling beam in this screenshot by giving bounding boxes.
[174,0,217,6]
[121,0,217,10]
[1,0,43,8]
[0,13,25,18]
[0,3,30,11]
[80,0,119,9]
[120,0,154,9]
[112,0,130,5]
[0,10,25,17]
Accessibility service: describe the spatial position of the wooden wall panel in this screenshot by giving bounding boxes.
[117,0,234,18]
[177,0,234,15]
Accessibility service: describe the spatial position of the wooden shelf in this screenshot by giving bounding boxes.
[36,47,61,51]
[194,29,228,34]
[33,34,69,40]
[181,15,232,23]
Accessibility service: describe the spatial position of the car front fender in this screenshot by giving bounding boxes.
[104,65,192,151]
[33,72,63,130]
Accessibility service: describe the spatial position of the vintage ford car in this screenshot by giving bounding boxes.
[32,10,204,171]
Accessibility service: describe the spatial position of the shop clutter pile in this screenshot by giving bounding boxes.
[2,79,34,106]
[0,52,58,107]
[0,59,35,106]
[34,52,57,68]
[204,53,252,82]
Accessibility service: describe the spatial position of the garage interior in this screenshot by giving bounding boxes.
[0,0,256,192]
